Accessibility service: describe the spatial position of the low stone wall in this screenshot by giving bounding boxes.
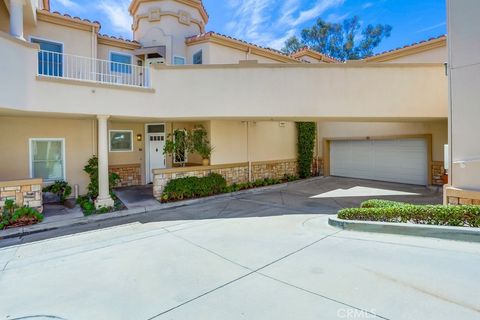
[445,186,480,205]
[109,164,142,187]
[431,161,446,186]
[251,159,298,181]
[153,163,249,199]
[0,179,43,213]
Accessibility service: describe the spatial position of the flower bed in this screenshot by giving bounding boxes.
[338,199,480,228]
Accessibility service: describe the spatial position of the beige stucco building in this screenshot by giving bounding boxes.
[444,0,480,205]
[0,0,449,208]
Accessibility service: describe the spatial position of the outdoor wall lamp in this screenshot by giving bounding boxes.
[137,134,143,142]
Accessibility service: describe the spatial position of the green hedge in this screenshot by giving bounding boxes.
[161,174,299,203]
[161,173,227,202]
[338,202,480,228]
[296,122,316,178]
[360,199,408,208]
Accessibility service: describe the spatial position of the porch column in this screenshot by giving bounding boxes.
[95,115,114,209]
[9,0,25,40]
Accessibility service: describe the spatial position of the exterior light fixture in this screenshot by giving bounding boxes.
[137,134,142,142]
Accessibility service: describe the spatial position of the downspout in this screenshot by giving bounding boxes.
[247,122,251,181]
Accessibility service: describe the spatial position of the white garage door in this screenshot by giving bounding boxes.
[330,138,428,185]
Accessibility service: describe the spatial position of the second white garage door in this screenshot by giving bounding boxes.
[330,138,428,185]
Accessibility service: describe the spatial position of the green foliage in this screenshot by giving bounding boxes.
[296,122,316,179]
[2,199,17,220]
[0,204,43,230]
[43,180,72,203]
[83,156,120,198]
[162,173,227,202]
[360,199,408,208]
[338,202,480,228]
[162,174,299,201]
[163,126,213,162]
[282,16,392,60]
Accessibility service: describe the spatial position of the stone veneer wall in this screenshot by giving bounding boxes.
[431,161,446,186]
[251,159,298,181]
[109,164,142,187]
[445,186,480,205]
[0,179,43,213]
[153,163,249,199]
[152,159,305,200]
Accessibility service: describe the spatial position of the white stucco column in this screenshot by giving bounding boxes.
[95,115,114,209]
[9,0,25,40]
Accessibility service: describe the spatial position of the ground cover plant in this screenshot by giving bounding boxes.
[0,199,44,229]
[338,199,480,228]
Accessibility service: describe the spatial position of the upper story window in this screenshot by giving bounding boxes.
[31,38,63,77]
[193,50,203,65]
[110,52,132,74]
[173,56,186,65]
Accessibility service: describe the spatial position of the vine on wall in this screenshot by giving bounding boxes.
[296,122,316,178]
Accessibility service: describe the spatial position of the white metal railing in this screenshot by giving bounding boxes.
[37,50,150,88]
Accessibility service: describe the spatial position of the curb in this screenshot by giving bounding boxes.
[0,177,322,240]
[328,215,480,243]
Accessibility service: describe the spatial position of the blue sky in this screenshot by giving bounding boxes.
[50,0,446,53]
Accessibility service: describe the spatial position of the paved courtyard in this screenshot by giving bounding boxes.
[2,178,477,320]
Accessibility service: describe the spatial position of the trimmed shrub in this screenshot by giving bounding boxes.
[338,205,480,228]
[360,199,407,208]
[161,173,227,202]
[296,122,316,178]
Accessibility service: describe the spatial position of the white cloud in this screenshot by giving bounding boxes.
[362,2,374,9]
[226,0,345,50]
[415,22,446,33]
[97,0,132,36]
[55,0,82,12]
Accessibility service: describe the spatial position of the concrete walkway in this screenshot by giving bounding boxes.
[0,214,478,319]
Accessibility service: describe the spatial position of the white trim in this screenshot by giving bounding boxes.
[29,36,65,76]
[145,123,166,183]
[109,130,134,152]
[173,55,186,65]
[29,138,66,182]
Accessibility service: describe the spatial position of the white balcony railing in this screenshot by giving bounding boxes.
[37,50,150,88]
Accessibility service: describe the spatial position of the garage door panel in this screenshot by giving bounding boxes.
[330,138,427,185]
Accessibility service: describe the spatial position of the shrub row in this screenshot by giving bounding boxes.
[338,201,480,228]
[360,199,408,208]
[161,173,227,202]
[161,174,299,202]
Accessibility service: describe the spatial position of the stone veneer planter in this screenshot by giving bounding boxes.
[445,186,480,205]
[109,163,142,187]
[0,178,43,213]
[152,159,300,200]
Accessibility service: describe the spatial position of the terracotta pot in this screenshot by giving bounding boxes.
[202,158,210,166]
[442,173,449,184]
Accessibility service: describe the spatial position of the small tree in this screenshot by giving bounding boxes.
[282,16,392,61]
[164,126,213,165]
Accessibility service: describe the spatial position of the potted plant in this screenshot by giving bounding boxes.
[197,144,214,166]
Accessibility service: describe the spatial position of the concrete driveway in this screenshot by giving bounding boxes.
[3,177,472,320]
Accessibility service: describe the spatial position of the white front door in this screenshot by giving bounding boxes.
[148,133,165,183]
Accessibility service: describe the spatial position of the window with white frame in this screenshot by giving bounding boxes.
[173,56,185,65]
[30,138,65,181]
[110,52,132,74]
[109,130,133,152]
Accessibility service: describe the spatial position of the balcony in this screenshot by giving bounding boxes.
[37,50,150,88]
